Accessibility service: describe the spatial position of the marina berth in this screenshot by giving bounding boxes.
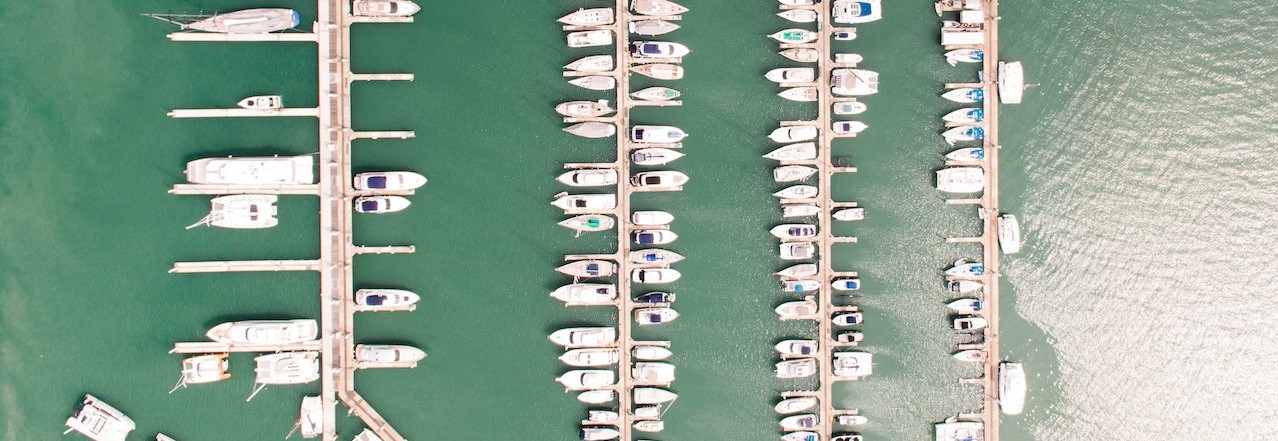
[631,148,685,165]
[764,142,818,161]
[774,185,818,199]
[953,316,988,332]
[953,349,985,363]
[775,396,818,414]
[942,87,985,103]
[946,298,982,314]
[551,193,618,211]
[633,229,678,245]
[352,0,421,17]
[568,75,617,91]
[556,260,618,278]
[557,169,619,187]
[999,61,1026,104]
[64,395,135,441]
[834,101,868,115]
[558,214,616,234]
[833,207,865,221]
[999,362,1027,414]
[355,288,420,310]
[779,48,820,63]
[185,155,314,185]
[237,95,281,110]
[832,351,873,378]
[632,387,679,404]
[633,345,674,360]
[832,120,869,136]
[833,0,883,24]
[780,242,817,260]
[565,55,614,73]
[564,121,618,139]
[632,268,682,284]
[942,125,985,145]
[187,194,278,229]
[353,171,427,191]
[295,396,322,439]
[630,19,681,36]
[354,195,411,214]
[171,353,230,392]
[778,86,819,102]
[630,248,685,265]
[555,100,615,118]
[775,263,818,278]
[567,30,614,48]
[630,41,691,58]
[634,291,676,304]
[635,307,680,325]
[831,278,861,291]
[556,370,617,390]
[631,171,689,189]
[832,312,864,326]
[356,344,427,365]
[775,358,818,379]
[551,283,617,305]
[558,8,615,26]
[776,298,819,319]
[777,9,819,23]
[945,147,985,162]
[560,348,620,367]
[630,0,689,16]
[770,29,818,44]
[935,167,986,193]
[783,203,821,218]
[944,48,984,66]
[631,86,681,101]
[766,68,817,84]
[947,279,984,293]
[580,427,621,441]
[771,224,818,240]
[999,214,1023,254]
[935,419,984,441]
[831,69,880,96]
[630,63,685,80]
[632,210,675,226]
[181,9,301,34]
[782,279,821,293]
[780,414,820,431]
[775,339,818,357]
[632,362,676,384]
[549,327,618,348]
[205,319,318,344]
[769,126,819,143]
[945,260,986,278]
[631,125,688,143]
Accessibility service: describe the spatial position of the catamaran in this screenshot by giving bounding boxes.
[169,353,230,393]
[186,195,278,229]
[289,396,322,439]
[998,214,1022,254]
[833,351,873,378]
[249,351,320,400]
[831,69,880,96]
[999,61,1025,104]
[999,362,1027,414]
[64,395,135,441]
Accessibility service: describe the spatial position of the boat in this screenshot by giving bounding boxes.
[630,249,685,265]
[835,331,864,343]
[356,344,426,366]
[578,390,616,404]
[831,278,861,291]
[635,307,679,325]
[936,167,985,193]
[783,432,820,441]
[944,48,983,66]
[633,420,665,433]
[781,414,819,431]
[633,345,673,360]
[777,9,818,23]
[631,148,685,165]
[633,229,678,245]
[945,147,985,162]
[999,362,1027,415]
[557,370,617,390]
[564,122,617,138]
[834,53,864,64]
[764,142,818,161]
[549,327,617,348]
[771,224,818,240]
[631,0,689,16]
[833,0,882,23]
[935,0,984,14]
[833,30,858,40]
[353,171,427,191]
[778,0,817,4]
[953,349,985,363]
[774,185,818,199]
[633,387,678,404]
[945,260,985,278]
[775,340,818,357]
[354,196,411,214]
[935,419,985,441]
[999,61,1025,104]
[953,316,988,332]
[170,353,230,392]
[779,48,819,63]
[559,214,616,234]
[775,358,817,378]
[770,29,818,44]
[555,100,615,118]
[782,280,821,293]
[552,193,617,211]
[64,395,135,441]
[947,279,984,293]
[354,289,419,310]
[631,125,688,143]
[632,210,675,226]
[947,298,982,314]
[560,348,620,367]
[834,101,868,115]
[832,121,868,136]
[831,434,864,441]
[559,8,614,26]
[631,86,681,101]
[775,397,818,414]
[775,263,818,278]
[776,299,819,319]
[352,0,421,17]
[832,312,863,326]
[998,214,1022,254]
[634,291,675,304]
[632,362,676,383]
[182,9,300,34]
[942,125,984,145]
[778,86,819,102]
[557,169,618,187]
[832,208,865,221]
[185,155,314,185]
[586,410,620,424]
[250,352,320,399]
[568,75,617,90]
[567,30,613,48]
[630,19,681,36]
[766,68,816,84]
[205,319,317,344]
[633,268,681,284]
[837,415,868,426]
[632,171,689,189]
[580,427,621,441]
[942,87,985,103]
[157,434,177,441]
[630,63,684,80]
[551,283,617,305]
[630,41,691,58]
[832,351,873,378]
[780,242,816,260]
[186,194,278,229]
[565,55,614,73]
[237,95,281,109]
[783,204,821,218]
[769,126,819,143]
[555,260,617,277]
[831,69,879,96]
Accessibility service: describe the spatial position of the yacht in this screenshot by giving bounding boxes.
[999,362,1027,415]
[998,214,1022,254]
[774,165,819,182]
[633,420,665,433]
[942,87,984,103]
[295,396,322,439]
[187,194,278,229]
[632,148,685,165]
[237,95,281,110]
[953,316,988,332]
[780,414,819,431]
[633,229,678,245]
[948,279,984,293]
[780,204,817,220]
[953,349,985,363]
[555,260,617,278]
[555,100,615,118]
[999,61,1025,104]
[832,351,873,378]
[558,8,614,26]
[942,126,984,145]
[833,207,865,221]
[185,155,314,185]
[631,125,687,143]
[567,30,613,48]
[565,55,614,73]
[635,307,679,325]
[557,169,618,187]
[780,242,816,260]
[185,9,300,34]
[563,122,617,138]
[630,41,691,58]
[834,101,868,115]
[831,278,861,291]
[776,299,819,319]
[831,69,879,96]
[632,171,689,189]
[835,330,864,343]
[352,0,420,17]
[356,345,426,366]
[775,263,818,278]
[774,185,818,199]
[205,319,317,344]
[775,339,818,357]
[775,396,818,414]
[560,348,620,367]
[777,9,818,23]
[784,432,820,441]
[766,68,816,84]
[764,142,818,161]
[837,415,869,426]
[947,298,982,314]
[769,125,818,143]
[631,86,681,101]
[632,387,678,404]
[633,268,681,284]
[630,19,681,36]
[353,171,427,191]
[936,167,985,193]
[549,327,617,348]
[779,48,820,63]
[64,395,135,441]
[551,281,616,304]
[556,370,617,391]
[782,279,820,293]
[568,75,617,90]
[578,390,616,404]
[832,0,883,23]
[778,86,819,102]
[559,214,616,234]
[945,147,985,162]
[585,410,619,424]
[945,48,983,66]
[632,210,675,226]
[631,0,689,16]
[770,29,818,44]
[632,362,676,383]
[835,53,864,64]
[633,345,674,360]
[634,291,675,304]
[775,358,818,378]
[630,63,684,80]
[832,312,863,326]
[354,288,420,310]
[779,0,817,4]
[832,434,864,441]
[580,427,621,441]
[945,260,985,278]
[833,121,869,136]
[630,249,685,265]
[935,418,984,441]
[551,193,617,211]
[353,196,410,214]
[771,224,818,240]
[170,353,230,392]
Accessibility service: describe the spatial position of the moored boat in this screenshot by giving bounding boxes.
[556,260,617,278]
[631,0,689,16]
[634,291,675,304]
[831,433,864,441]
[775,339,818,357]
[568,75,617,91]
[631,86,681,101]
[764,142,818,161]
[766,68,816,84]
[780,414,820,431]
[354,289,420,310]
[942,87,985,103]
[946,298,982,314]
[774,185,818,199]
[774,165,818,182]
[565,55,614,73]
[577,390,616,404]
[551,283,617,305]
[936,167,985,193]
[555,100,615,118]
[187,194,279,229]
[775,396,818,414]
[835,330,864,343]
[953,316,987,332]
[947,279,984,293]
[935,419,985,441]
[831,68,879,96]
[772,224,818,240]
[999,362,1027,415]
[549,327,617,348]
[942,125,984,145]
[779,48,820,63]
[64,394,135,441]
[353,195,410,214]
[632,268,681,284]
[630,41,691,58]
[564,122,617,138]
[352,0,420,17]
[833,0,883,24]
[776,299,819,319]
[833,207,865,221]
[630,249,685,265]
[237,95,281,109]
[353,171,427,191]
[770,28,818,44]
[837,415,868,426]
[636,307,679,325]
[630,19,681,35]
[185,155,314,185]
[632,171,689,189]
[556,370,617,391]
[633,229,678,245]
[630,63,684,80]
[998,214,1022,254]
[559,8,614,26]
[769,125,819,143]
[560,348,620,367]
[778,86,819,102]
[944,49,984,67]
[953,349,985,363]
[777,9,818,23]
[184,9,300,34]
[782,279,821,293]
[633,345,674,360]
[558,169,618,187]
[580,427,621,441]
[834,101,868,115]
[559,214,616,234]
[945,147,985,162]
[784,432,820,441]
[831,278,861,291]
[780,242,816,260]
[631,125,688,143]
[833,121,869,136]
[631,148,685,165]
[775,263,818,278]
[552,193,618,211]
[632,210,675,226]
[945,260,985,278]
[633,419,666,432]
[355,344,426,366]
[206,319,317,344]
[782,204,821,218]
[632,387,678,404]
[835,53,864,64]
[832,312,863,326]
[775,358,818,378]
[567,30,613,48]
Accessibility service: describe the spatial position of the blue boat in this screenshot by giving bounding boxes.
[831,278,861,291]
[634,292,675,304]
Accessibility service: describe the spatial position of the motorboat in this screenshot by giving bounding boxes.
[831,278,861,291]
[935,0,984,14]
[559,214,616,234]
[999,362,1027,415]
[633,229,678,245]
[578,390,616,404]
[630,41,691,58]
[630,63,684,80]
[632,362,676,383]
[632,148,685,165]
[580,427,621,441]
[783,204,821,218]
[774,165,818,182]
[633,420,665,433]
[771,224,818,240]
[563,122,617,138]
[837,415,868,426]
[356,344,426,366]
[948,280,984,293]
[778,0,817,4]
[632,210,675,226]
[942,87,985,103]
[170,353,230,392]
[630,19,681,36]
[783,432,819,441]
[557,169,618,187]
[294,396,322,439]
[557,370,617,391]
[835,331,864,343]
[353,171,426,191]
[953,316,988,332]
[631,0,689,16]
[831,68,879,96]
[775,340,818,357]
[631,86,681,101]
[630,249,685,265]
[942,125,984,145]
[780,414,819,431]
[935,419,985,441]
[831,434,864,441]
[944,48,984,66]
[782,280,821,293]
[354,196,410,214]
[999,214,1022,254]
[631,125,687,143]
[251,351,320,398]
[774,185,818,199]
[633,387,678,404]
[777,9,818,23]
[185,155,314,185]
[550,283,617,305]
[775,263,818,278]
[764,142,817,161]
[632,268,681,284]
[769,126,819,143]
[565,55,614,73]
[237,95,281,109]
[999,61,1025,104]
[832,351,873,378]
[567,30,613,48]
[778,87,819,102]
[635,307,679,325]
[775,358,817,378]
[549,327,617,348]
[776,299,819,319]
[833,207,865,221]
[633,345,673,360]
[834,101,868,115]
[780,242,816,260]
[631,170,688,188]
[779,48,819,63]
[947,298,982,314]
[936,167,985,193]
[206,319,317,344]
[832,121,868,136]
[552,193,617,211]
[352,0,420,17]
[835,53,864,64]
[945,147,985,162]
[555,100,615,118]
[770,29,818,44]
[945,260,985,278]
[560,348,620,367]
[555,260,617,278]
[833,0,882,23]
[953,349,985,363]
[568,75,617,91]
[187,194,278,229]
[634,291,675,304]
[766,68,816,84]
[775,396,818,414]
[586,410,620,424]
[354,288,420,310]
[559,8,614,26]
[832,312,863,326]
[184,9,300,34]
[64,394,135,441]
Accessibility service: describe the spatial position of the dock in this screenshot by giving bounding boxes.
[980,0,1004,438]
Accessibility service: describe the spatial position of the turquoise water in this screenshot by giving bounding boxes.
[3,0,1278,440]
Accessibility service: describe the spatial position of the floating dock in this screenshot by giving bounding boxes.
[981,0,1004,438]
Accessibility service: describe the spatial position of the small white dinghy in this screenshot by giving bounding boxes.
[766,68,816,84]
[777,9,818,23]
[630,19,680,35]
[555,260,617,278]
[631,0,689,16]
[549,327,617,348]
[560,348,620,366]
[783,203,821,218]
[776,298,819,319]
[353,171,427,190]
[354,195,410,214]
[559,214,616,234]
[953,349,985,363]
[632,268,681,284]
[775,263,818,278]
[568,75,617,90]
[770,28,818,44]
[555,100,615,118]
[354,288,420,310]
[631,86,681,101]
[563,122,617,138]
[567,30,613,48]
[632,387,679,404]
[578,390,616,404]
[774,165,818,182]
[238,95,281,110]
[556,370,617,391]
[630,63,684,80]
[765,142,818,161]
[947,298,982,314]
[565,55,614,73]
[633,345,674,360]
[834,101,868,115]
[559,8,614,26]
[630,249,685,265]
[833,207,865,221]
[551,193,617,211]
[769,125,819,143]
[632,148,685,165]
[779,48,819,63]
[774,185,818,199]
[778,86,819,102]
[775,396,818,414]
[551,283,617,305]
[632,210,675,226]
[635,307,679,325]
[557,169,618,187]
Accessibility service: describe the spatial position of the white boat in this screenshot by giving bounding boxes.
[942,125,984,145]
[833,121,869,136]
[632,148,685,165]
[945,260,986,278]
[833,0,883,24]
[998,214,1022,254]
[636,307,679,325]
[631,86,681,101]
[630,19,681,36]
[630,248,685,265]
[776,299,818,319]
[935,419,985,441]
[631,171,689,189]
[630,63,684,80]
[778,86,819,102]
[157,434,177,441]
[564,122,617,138]
[587,411,619,425]
[777,9,818,23]
[999,362,1027,415]
[774,185,818,199]
[948,279,984,293]
[953,316,988,332]
[775,358,817,378]
[205,319,317,344]
[633,387,678,404]
[556,260,617,278]
[184,9,300,34]
[779,48,819,63]
[833,208,865,221]
[944,48,984,66]
[775,263,817,278]
[353,171,427,191]
[557,169,618,187]
[294,396,322,439]
[837,415,868,426]
[559,214,616,233]
[953,349,985,363]
[769,125,819,143]
[783,204,821,218]
[775,397,818,414]
[779,0,817,4]
[831,434,864,441]
[237,95,281,109]
[251,351,320,400]
[170,353,230,392]
[354,195,410,214]
[632,362,676,383]
[549,327,617,348]
[832,312,863,326]
[631,0,689,16]
[766,68,816,84]
[187,194,278,229]
[936,167,985,193]
[782,280,820,293]
[64,395,135,441]
[781,414,820,431]
[835,331,864,343]
[835,53,864,64]
[633,229,678,245]
[631,41,691,58]
[942,87,985,103]
[560,348,620,367]
[551,283,616,305]
[770,29,818,44]
[775,340,818,357]
[764,142,817,161]
[565,55,614,73]
[935,0,984,14]
[784,432,820,441]
[832,351,873,378]
[568,75,617,90]
[999,61,1025,104]
[780,242,816,260]
[352,0,420,17]
[833,31,856,41]
[185,155,314,185]
[555,100,615,118]
[633,420,665,433]
[633,268,681,284]
[633,345,673,360]
[552,193,618,211]
[557,370,617,390]
[831,69,879,96]
[567,30,613,48]
[580,427,621,441]
[834,101,868,115]
[559,8,614,26]
[947,298,982,314]
[945,147,985,162]
[632,210,675,226]
[831,278,861,291]
[631,125,687,143]
[356,344,426,366]
[772,224,818,240]
[577,390,616,404]
[355,288,420,310]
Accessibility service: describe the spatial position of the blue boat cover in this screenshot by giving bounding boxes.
[971,108,985,121]
[856,2,872,15]
[365,294,386,306]
[644,253,659,262]
[360,200,380,211]
[973,148,985,159]
[366,176,388,189]
[636,233,654,244]
[970,127,985,138]
[971,89,985,102]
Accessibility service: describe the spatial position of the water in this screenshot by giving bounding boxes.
[2,0,1278,440]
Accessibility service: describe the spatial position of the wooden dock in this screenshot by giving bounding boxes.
[980,0,1004,439]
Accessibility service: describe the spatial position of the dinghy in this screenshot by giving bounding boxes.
[560,348,619,367]
[635,307,679,325]
[558,214,615,234]
[631,148,685,165]
[832,207,865,221]
[945,147,985,162]
[778,86,819,102]
[774,185,818,199]
[630,19,680,36]
[568,75,617,90]
[946,298,982,314]
[550,284,617,305]
[559,8,614,26]
[565,55,614,73]
[630,63,684,80]
[631,0,689,16]
[555,100,615,118]
[632,210,674,226]
[563,122,617,138]
[557,169,618,187]
[942,87,984,103]
[775,396,818,414]
[556,260,617,278]
[766,68,816,84]
[783,203,821,218]
[777,9,818,23]
[764,142,818,161]
[779,48,819,63]
[769,125,819,143]
[770,28,818,44]
[631,86,680,101]
[774,165,819,182]
[567,30,613,48]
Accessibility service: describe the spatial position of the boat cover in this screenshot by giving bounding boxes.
[365,294,387,305]
[360,201,380,211]
[366,176,387,189]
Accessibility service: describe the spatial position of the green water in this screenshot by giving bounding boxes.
[5,0,1278,440]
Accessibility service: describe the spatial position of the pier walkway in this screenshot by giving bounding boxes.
[980,0,1003,439]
